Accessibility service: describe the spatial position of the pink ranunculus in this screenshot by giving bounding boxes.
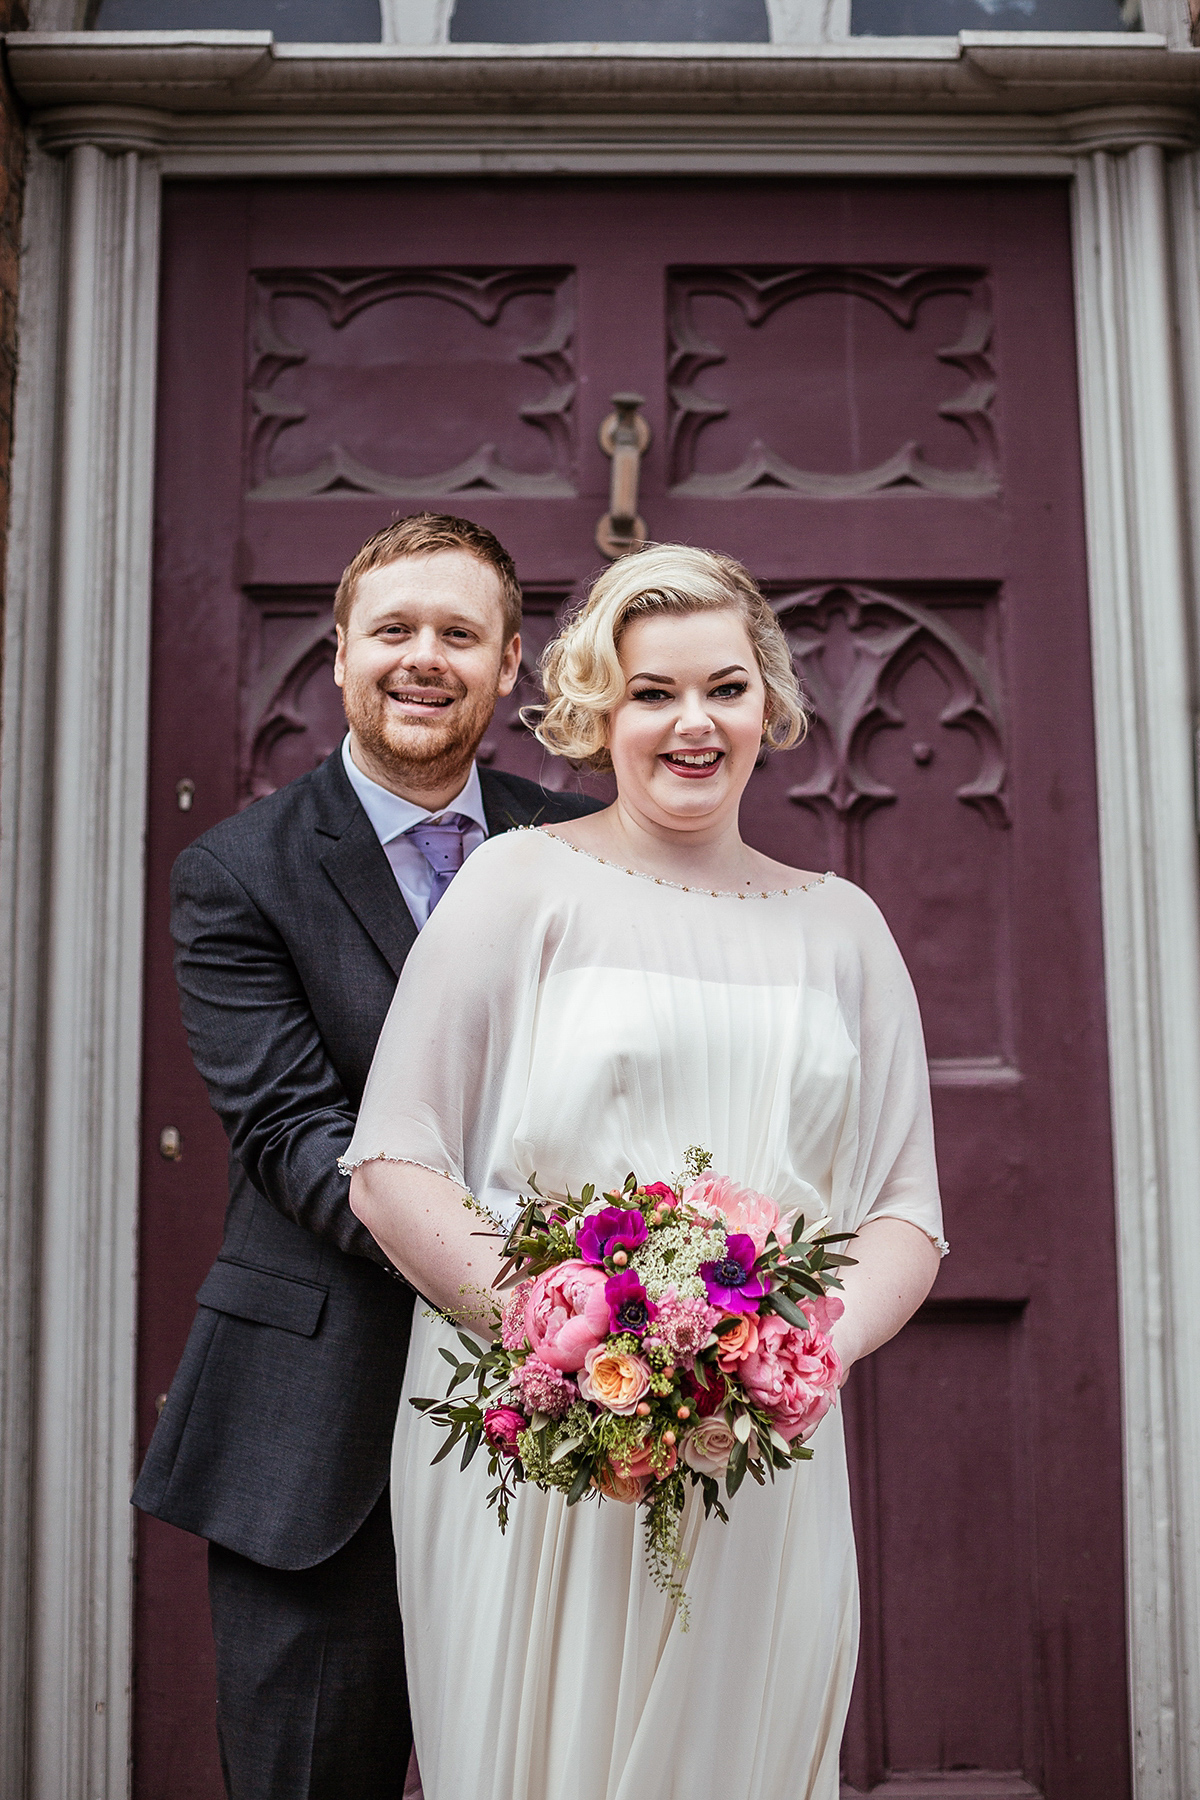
[483,1406,525,1458]
[523,1261,610,1372]
[683,1172,781,1255]
[640,1182,676,1203]
[739,1309,844,1443]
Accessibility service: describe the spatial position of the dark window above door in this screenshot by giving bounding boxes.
[85,0,1140,37]
[90,0,385,36]
[850,0,1134,30]
[449,0,770,41]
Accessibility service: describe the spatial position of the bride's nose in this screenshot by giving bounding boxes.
[674,689,716,735]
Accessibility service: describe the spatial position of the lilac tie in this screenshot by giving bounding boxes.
[407,812,472,914]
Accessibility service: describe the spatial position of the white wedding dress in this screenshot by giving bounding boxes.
[343,828,945,1800]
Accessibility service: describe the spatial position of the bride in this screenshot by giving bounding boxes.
[343,544,945,1800]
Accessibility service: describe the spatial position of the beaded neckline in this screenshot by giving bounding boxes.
[535,828,833,900]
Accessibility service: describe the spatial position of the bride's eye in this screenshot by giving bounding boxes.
[711,681,749,700]
[630,686,671,703]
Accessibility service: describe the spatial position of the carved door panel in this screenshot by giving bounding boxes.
[138,179,1126,1800]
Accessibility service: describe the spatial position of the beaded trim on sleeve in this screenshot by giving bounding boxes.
[337,1151,463,1181]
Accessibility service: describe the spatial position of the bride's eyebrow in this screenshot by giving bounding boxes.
[627,664,749,684]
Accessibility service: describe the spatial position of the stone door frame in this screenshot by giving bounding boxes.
[2,32,1199,1799]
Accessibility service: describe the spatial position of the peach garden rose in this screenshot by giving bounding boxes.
[578,1346,651,1414]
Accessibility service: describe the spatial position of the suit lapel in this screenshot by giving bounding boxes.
[480,768,547,836]
[312,752,417,978]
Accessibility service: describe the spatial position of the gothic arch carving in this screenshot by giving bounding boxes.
[775,583,1009,828]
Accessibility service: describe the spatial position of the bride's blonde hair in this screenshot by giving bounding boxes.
[529,544,809,773]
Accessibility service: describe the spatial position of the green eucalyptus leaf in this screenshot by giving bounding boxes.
[566,1464,593,1507]
[430,1427,463,1467]
[768,1291,810,1330]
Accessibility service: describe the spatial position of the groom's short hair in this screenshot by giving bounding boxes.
[335,513,523,643]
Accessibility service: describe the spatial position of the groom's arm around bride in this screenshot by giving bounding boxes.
[133,514,601,1800]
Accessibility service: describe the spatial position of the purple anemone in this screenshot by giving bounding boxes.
[700,1234,771,1315]
[604,1269,658,1337]
[577,1206,649,1268]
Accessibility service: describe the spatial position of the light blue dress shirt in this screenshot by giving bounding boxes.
[340,734,488,930]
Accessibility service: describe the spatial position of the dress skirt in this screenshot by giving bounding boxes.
[393,1312,859,1800]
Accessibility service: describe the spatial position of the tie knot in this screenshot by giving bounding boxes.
[407,813,472,881]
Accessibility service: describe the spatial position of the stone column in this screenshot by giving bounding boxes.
[0,115,162,1800]
[1072,120,1200,1800]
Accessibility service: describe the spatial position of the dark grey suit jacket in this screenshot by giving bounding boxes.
[133,747,600,1569]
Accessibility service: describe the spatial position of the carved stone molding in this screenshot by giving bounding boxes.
[247,265,576,500]
[776,583,1009,827]
[668,265,998,499]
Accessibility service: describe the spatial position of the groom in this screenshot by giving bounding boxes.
[133,514,601,1798]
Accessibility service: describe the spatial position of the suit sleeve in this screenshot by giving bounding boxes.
[171,842,393,1268]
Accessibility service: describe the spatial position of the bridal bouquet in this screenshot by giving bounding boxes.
[412,1149,855,1619]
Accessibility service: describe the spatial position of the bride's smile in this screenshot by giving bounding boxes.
[609,609,768,829]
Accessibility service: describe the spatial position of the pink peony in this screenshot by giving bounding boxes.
[654,1295,719,1367]
[524,1261,610,1372]
[683,1172,781,1256]
[739,1303,844,1442]
[509,1357,576,1419]
[483,1406,525,1458]
[500,1280,534,1350]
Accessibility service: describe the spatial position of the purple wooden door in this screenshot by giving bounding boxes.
[137,176,1126,1799]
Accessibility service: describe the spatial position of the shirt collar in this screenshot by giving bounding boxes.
[340,735,489,846]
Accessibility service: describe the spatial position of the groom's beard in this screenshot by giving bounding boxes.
[341,668,499,797]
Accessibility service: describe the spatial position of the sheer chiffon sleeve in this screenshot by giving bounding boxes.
[835,887,947,1255]
[340,833,553,1195]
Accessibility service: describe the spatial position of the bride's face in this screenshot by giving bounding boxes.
[607,608,768,832]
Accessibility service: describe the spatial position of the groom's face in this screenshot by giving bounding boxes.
[334,549,521,800]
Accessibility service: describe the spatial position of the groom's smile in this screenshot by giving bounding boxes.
[334,547,522,808]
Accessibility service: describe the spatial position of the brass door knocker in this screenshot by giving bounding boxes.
[596,393,651,559]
